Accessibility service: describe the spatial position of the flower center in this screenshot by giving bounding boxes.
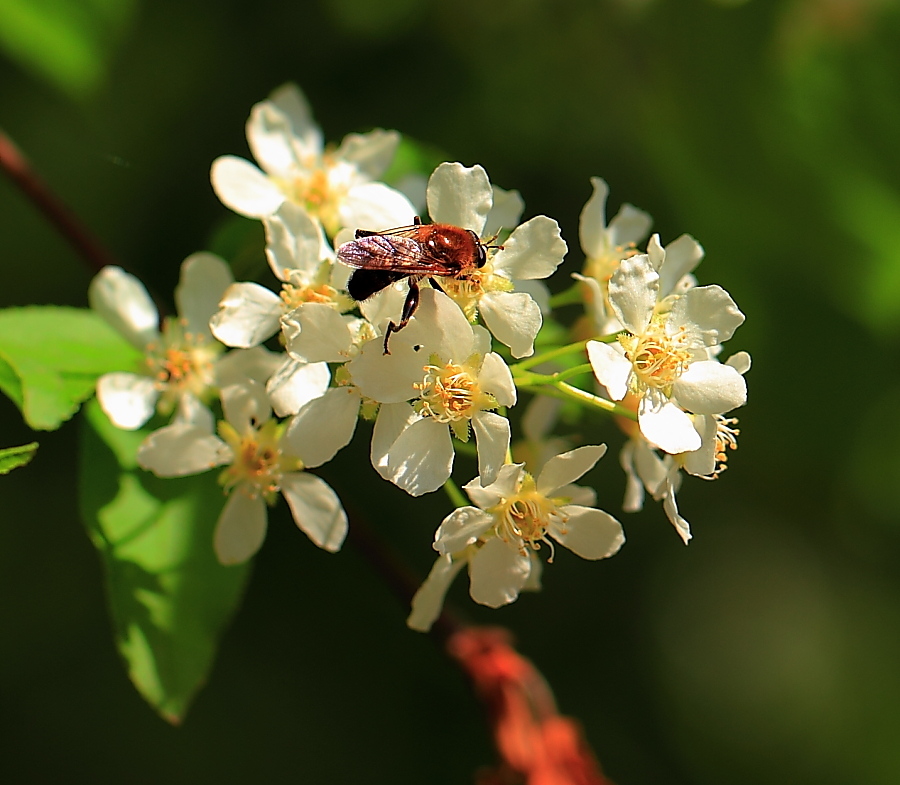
[144,318,220,413]
[619,321,691,395]
[280,280,348,310]
[435,257,511,321]
[217,418,301,503]
[415,361,481,423]
[493,475,565,559]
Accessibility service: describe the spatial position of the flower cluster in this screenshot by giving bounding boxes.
[90,84,750,629]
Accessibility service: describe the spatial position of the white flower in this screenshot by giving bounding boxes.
[210,202,352,351]
[574,177,653,334]
[210,83,414,234]
[370,162,567,358]
[619,351,750,543]
[136,381,347,564]
[407,446,623,631]
[89,254,233,429]
[347,288,516,496]
[587,253,746,454]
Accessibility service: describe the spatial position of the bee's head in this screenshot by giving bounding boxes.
[469,230,487,268]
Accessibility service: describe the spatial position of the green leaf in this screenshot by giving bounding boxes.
[79,398,251,724]
[0,306,142,431]
[0,441,37,473]
[0,0,136,97]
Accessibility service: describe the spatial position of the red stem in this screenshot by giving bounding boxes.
[0,127,119,274]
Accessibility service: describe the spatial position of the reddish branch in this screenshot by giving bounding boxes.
[0,127,118,274]
[449,627,615,785]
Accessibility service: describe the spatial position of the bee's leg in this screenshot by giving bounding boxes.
[383,279,421,355]
[427,277,445,294]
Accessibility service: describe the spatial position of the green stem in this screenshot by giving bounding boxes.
[516,380,637,420]
[512,339,589,372]
[548,282,584,309]
[443,477,468,509]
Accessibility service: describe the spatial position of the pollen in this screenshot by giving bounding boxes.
[415,361,481,423]
[710,415,740,479]
[436,257,512,321]
[493,475,565,561]
[619,320,691,395]
[144,318,219,411]
[217,418,301,503]
[280,281,345,310]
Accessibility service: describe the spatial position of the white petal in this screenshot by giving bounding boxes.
[483,185,524,238]
[413,287,476,361]
[472,411,510,487]
[607,202,653,251]
[335,128,400,179]
[587,340,632,401]
[551,505,624,560]
[578,177,610,259]
[608,254,658,334]
[88,266,158,350]
[536,444,607,496]
[96,373,159,430]
[264,202,324,280]
[521,395,561,443]
[469,537,530,608]
[463,462,526,510]
[491,215,567,281]
[661,470,692,544]
[383,417,454,496]
[246,94,309,176]
[210,155,286,219]
[726,350,752,375]
[339,182,416,232]
[281,472,348,552]
[674,360,747,415]
[259,83,321,156]
[221,380,272,433]
[137,423,230,477]
[631,437,667,495]
[478,351,517,408]
[657,234,703,298]
[282,386,360,468]
[479,291,542,359]
[407,554,467,633]
[371,402,418,476]
[619,441,644,513]
[681,415,718,477]
[669,285,744,346]
[175,253,234,340]
[209,282,283,348]
[556,483,596,507]
[215,346,283,388]
[214,491,268,565]
[638,399,701,454]
[356,279,408,329]
[434,506,495,555]
[345,332,426,403]
[426,162,492,234]
[266,357,330,417]
[172,393,215,431]
[283,303,354,363]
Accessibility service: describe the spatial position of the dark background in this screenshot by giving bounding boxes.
[3,0,900,782]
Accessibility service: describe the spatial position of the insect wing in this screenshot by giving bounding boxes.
[337,234,460,275]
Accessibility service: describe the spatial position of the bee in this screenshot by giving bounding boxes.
[337,217,487,354]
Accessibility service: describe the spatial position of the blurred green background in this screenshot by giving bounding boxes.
[3,0,900,782]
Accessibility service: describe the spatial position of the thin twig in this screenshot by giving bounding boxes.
[0,127,119,274]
